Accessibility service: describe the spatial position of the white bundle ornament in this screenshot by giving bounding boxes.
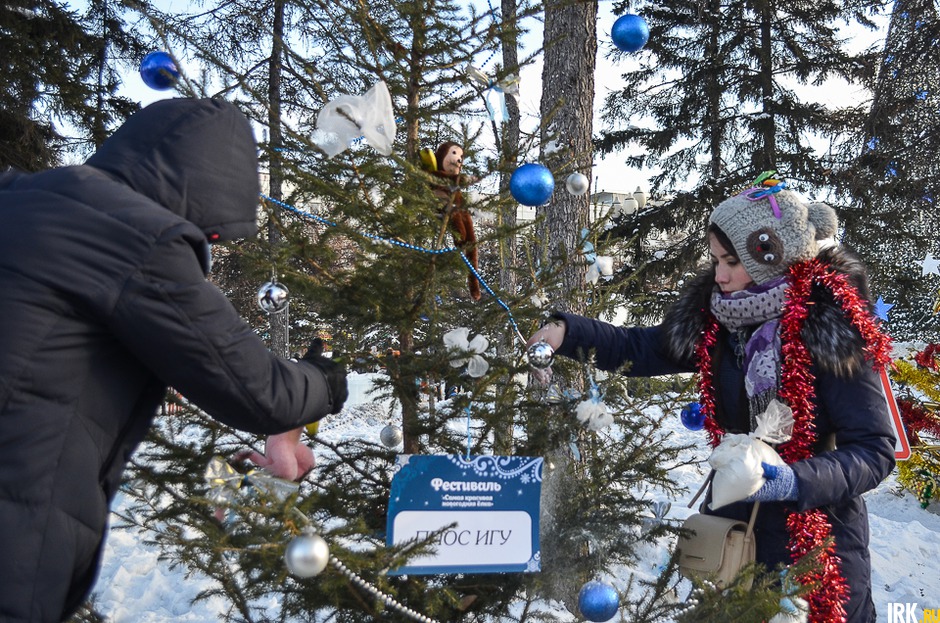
[575,387,613,431]
[313,81,396,158]
[707,399,794,509]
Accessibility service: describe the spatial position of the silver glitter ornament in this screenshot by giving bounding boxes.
[285,531,329,578]
[565,172,590,196]
[257,281,289,314]
[526,340,555,369]
[380,424,403,448]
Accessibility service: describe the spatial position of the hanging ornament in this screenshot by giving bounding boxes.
[575,385,614,431]
[545,383,565,405]
[285,529,330,578]
[641,500,672,534]
[611,14,650,53]
[443,327,490,377]
[257,281,290,314]
[680,402,705,430]
[510,163,555,206]
[380,424,403,448]
[565,172,590,196]
[526,340,555,369]
[139,51,180,91]
[578,580,620,622]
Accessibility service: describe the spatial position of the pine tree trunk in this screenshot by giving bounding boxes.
[537,0,596,315]
[267,0,289,358]
[536,0,596,611]
[495,0,521,456]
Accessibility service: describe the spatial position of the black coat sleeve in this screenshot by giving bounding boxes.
[108,222,333,434]
[790,366,897,510]
[552,312,694,376]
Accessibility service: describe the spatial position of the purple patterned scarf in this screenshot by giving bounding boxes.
[709,277,789,425]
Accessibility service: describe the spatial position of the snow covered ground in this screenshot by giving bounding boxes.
[91,372,940,621]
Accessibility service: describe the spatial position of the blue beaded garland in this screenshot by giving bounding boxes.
[680,402,705,431]
[140,51,180,91]
[509,163,555,206]
[611,14,650,53]
[578,581,620,622]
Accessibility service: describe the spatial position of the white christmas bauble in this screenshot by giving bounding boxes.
[257,281,289,314]
[380,424,403,448]
[527,340,555,369]
[565,172,590,196]
[285,532,329,578]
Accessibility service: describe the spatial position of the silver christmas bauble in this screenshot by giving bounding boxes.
[285,532,329,578]
[257,281,289,314]
[565,172,590,196]
[527,340,555,369]
[380,424,403,448]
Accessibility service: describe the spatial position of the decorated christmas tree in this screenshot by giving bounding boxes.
[44,0,856,621]
[890,344,940,508]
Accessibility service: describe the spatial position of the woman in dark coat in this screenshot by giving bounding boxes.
[0,98,346,622]
[529,184,895,622]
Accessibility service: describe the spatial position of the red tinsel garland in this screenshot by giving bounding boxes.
[914,343,940,371]
[898,399,940,445]
[696,258,893,623]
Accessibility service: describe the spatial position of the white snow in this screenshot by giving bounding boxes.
[90,372,940,621]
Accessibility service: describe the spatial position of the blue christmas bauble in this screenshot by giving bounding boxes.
[510,163,555,206]
[611,14,650,53]
[140,51,180,91]
[680,402,705,431]
[578,580,620,622]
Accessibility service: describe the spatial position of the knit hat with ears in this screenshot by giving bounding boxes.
[708,187,839,285]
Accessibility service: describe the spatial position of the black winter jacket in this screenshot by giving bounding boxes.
[0,99,334,622]
[554,247,895,623]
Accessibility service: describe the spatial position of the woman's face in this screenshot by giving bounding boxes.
[709,233,755,293]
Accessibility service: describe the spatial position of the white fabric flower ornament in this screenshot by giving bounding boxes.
[443,328,490,378]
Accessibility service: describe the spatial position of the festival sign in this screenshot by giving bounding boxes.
[386,454,543,575]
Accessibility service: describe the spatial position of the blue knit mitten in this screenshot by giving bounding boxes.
[746,462,799,502]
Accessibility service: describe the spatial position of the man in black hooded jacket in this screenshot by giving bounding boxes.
[0,98,347,622]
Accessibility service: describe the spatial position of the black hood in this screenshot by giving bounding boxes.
[86,98,259,242]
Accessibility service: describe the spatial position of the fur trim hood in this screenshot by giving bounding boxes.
[662,245,875,378]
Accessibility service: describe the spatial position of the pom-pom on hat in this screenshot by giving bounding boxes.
[709,178,838,285]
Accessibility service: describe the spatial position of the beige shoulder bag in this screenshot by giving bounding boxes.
[676,470,759,589]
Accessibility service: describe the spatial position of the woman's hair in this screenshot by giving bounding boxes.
[707,223,738,259]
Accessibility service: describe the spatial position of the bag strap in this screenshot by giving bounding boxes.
[745,501,760,537]
[688,468,761,537]
[687,469,715,509]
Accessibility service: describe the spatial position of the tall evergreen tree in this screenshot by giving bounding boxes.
[596,0,883,323]
[838,0,940,340]
[64,0,804,620]
[0,0,139,170]
[65,0,719,620]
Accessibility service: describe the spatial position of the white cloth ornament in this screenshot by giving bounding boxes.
[586,256,614,284]
[313,81,395,158]
[769,597,808,623]
[708,434,785,509]
[443,327,489,378]
[575,390,613,431]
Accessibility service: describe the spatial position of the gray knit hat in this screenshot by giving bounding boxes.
[709,187,839,285]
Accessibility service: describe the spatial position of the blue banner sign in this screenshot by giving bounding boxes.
[386,454,543,575]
